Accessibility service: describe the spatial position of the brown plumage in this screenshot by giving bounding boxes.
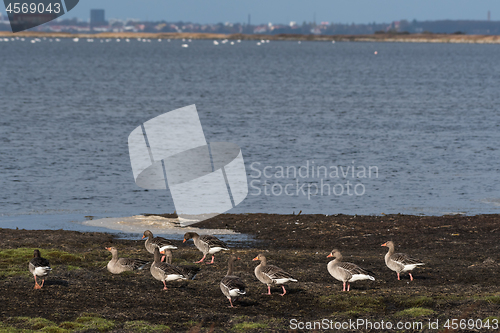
[29,249,51,289]
[220,255,246,307]
[253,254,297,296]
[382,241,424,281]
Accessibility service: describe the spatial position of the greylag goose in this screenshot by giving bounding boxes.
[161,249,200,280]
[106,247,149,274]
[220,255,246,307]
[253,254,297,296]
[183,232,229,264]
[382,241,424,281]
[327,249,375,291]
[150,247,189,290]
[142,230,177,262]
[29,249,51,289]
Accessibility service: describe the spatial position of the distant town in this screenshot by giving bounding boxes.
[1,9,499,35]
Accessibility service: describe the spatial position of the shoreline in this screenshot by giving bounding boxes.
[1,31,500,44]
[1,213,499,332]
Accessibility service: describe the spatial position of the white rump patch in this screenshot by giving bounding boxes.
[349,274,375,282]
[273,278,297,284]
[34,266,51,276]
[402,263,424,272]
[229,289,246,297]
[208,247,228,254]
[159,245,178,251]
[165,274,186,281]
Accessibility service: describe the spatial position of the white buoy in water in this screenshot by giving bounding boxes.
[182,44,189,48]
[213,40,219,45]
[73,38,79,42]
[256,42,261,46]
[374,51,378,55]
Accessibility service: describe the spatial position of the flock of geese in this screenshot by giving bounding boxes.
[28,231,425,307]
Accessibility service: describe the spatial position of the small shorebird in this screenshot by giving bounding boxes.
[382,241,424,281]
[326,249,375,291]
[253,254,297,296]
[105,247,148,274]
[220,255,246,307]
[183,232,229,264]
[29,249,51,289]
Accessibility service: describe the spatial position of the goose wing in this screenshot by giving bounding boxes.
[199,235,228,249]
[262,265,296,281]
[392,253,423,266]
[339,262,373,275]
[30,256,50,268]
[117,258,149,270]
[156,262,187,277]
[151,236,177,250]
[221,276,246,293]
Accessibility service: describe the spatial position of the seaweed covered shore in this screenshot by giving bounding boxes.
[1,213,499,332]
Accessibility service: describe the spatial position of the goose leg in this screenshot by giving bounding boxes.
[161,255,165,262]
[347,283,350,292]
[195,255,206,264]
[206,255,215,265]
[280,285,287,296]
[33,275,41,289]
[263,285,272,295]
[163,281,168,291]
[397,272,400,280]
[228,298,234,308]
[40,279,45,288]
[342,282,346,291]
[409,273,414,281]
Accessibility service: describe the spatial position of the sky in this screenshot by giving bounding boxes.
[1,0,500,24]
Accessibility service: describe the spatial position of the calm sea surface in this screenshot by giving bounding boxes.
[1,38,499,232]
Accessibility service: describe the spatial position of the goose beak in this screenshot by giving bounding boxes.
[252,256,259,261]
[141,235,145,239]
[160,250,164,254]
[237,257,241,260]
[381,242,387,247]
[105,247,111,251]
[183,239,186,243]
[327,253,333,258]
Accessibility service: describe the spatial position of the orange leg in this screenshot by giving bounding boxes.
[280,285,287,296]
[34,275,41,289]
[195,255,206,264]
[206,255,215,265]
